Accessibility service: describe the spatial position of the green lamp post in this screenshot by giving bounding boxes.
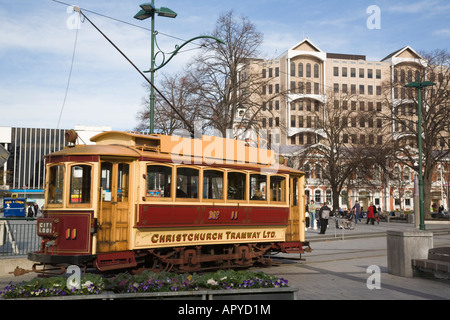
[404,75,435,230]
[134,2,177,134]
[134,2,224,134]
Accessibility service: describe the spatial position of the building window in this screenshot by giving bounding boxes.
[351,68,356,77]
[333,66,339,77]
[290,62,295,76]
[376,69,381,79]
[342,67,347,77]
[306,63,311,77]
[315,189,321,203]
[298,63,303,77]
[359,68,364,78]
[314,64,319,78]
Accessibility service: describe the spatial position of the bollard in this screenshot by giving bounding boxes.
[387,229,433,277]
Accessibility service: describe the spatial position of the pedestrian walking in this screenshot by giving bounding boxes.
[352,200,361,224]
[305,203,310,230]
[367,202,376,225]
[309,200,317,230]
[318,202,331,234]
[27,204,34,218]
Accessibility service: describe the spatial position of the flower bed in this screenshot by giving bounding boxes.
[1,270,289,299]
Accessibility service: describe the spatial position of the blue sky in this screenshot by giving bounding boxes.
[0,0,449,131]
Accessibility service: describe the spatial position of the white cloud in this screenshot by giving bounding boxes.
[433,29,450,37]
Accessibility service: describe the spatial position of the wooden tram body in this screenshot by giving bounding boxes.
[29,131,308,273]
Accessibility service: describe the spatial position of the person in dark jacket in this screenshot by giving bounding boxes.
[318,202,331,234]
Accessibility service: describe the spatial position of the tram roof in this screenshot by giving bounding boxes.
[46,130,304,174]
[90,131,278,166]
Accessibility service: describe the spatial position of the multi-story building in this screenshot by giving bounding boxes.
[235,39,449,213]
[0,125,111,209]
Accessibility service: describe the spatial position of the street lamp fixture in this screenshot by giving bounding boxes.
[404,76,436,230]
[134,1,223,134]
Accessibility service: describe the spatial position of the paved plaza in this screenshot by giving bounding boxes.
[0,220,449,301]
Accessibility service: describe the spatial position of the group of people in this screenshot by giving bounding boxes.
[27,202,39,217]
[352,200,380,225]
[305,200,331,234]
[305,200,381,235]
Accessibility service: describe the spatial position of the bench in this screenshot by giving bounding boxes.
[412,247,450,280]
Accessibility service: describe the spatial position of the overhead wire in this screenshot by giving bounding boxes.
[56,11,79,130]
[71,6,194,135]
[50,0,206,52]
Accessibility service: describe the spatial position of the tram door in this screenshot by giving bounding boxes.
[287,175,301,242]
[98,161,130,252]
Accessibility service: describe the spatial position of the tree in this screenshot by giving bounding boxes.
[292,86,393,212]
[135,72,203,135]
[383,49,450,218]
[135,11,272,139]
[185,10,266,137]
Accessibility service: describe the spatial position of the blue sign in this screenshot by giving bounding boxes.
[3,198,26,217]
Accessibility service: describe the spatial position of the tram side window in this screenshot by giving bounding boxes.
[270,176,286,202]
[176,167,199,199]
[117,163,129,202]
[250,174,267,201]
[227,172,246,200]
[292,177,298,206]
[69,165,92,204]
[203,170,223,200]
[101,162,112,201]
[48,165,64,204]
[147,165,172,198]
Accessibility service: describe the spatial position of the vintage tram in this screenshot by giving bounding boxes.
[28,130,309,274]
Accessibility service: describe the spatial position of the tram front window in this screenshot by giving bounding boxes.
[69,165,92,204]
[48,164,64,204]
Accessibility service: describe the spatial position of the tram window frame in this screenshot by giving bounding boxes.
[175,166,200,200]
[249,173,267,202]
[269,175,287,203]
[202,169,224,201]
[226,171,247,202]
[146,164,174,201]
[47,164,65,206]
[68,164,92,206]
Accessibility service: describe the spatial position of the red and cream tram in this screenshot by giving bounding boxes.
[29,130,308,273]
